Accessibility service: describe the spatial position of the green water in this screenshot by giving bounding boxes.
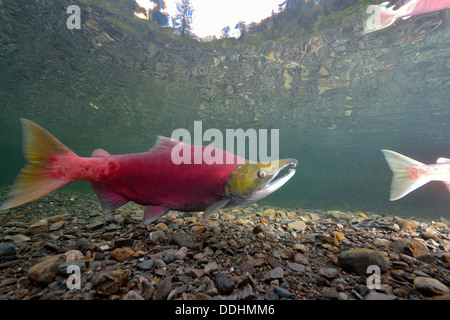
[1,0,449,219]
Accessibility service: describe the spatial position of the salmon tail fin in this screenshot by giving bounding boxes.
[381,149,430,201]
[0,119,75,211]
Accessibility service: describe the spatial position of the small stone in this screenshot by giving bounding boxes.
[204,261,219,274]
[155,276,172,300]
[242,284,255,300]
[402,240,431,260]
[170,231,194,248]
[287,220,306,232]
[113,238,134,249]
[215,272,234,294]
[49,220,66,231]
[123,290,145,300]
[28,219,48,234]
[11,234,31,245]
[28,254,67,284]
[264,267,284,282]
[319,267,340,279]
[91,269,132,295]
[175,246,188,260]
[190,292,213,300]
[294,253,309,265]
[149,231,166,243]
[137,259,154,271]
[64,249,84,262]
[192,226,206,235]
[332,231,345,241]
[260,209,276,219]
[322,287,339,299]
[0,243,17,262]
[365,292,398,300]
[274,286,295,298]
[154,222,168,232]
[373,238,390,248]
[86,221,104,231]
[252,225,263,234]
[414,277,450,297]
[396,218,418,230]
[110,247,135,262]
[287,262,305,273]
[47,215,64,223]
[338,248,389,275]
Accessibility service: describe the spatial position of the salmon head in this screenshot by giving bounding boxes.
[225,158,298,205]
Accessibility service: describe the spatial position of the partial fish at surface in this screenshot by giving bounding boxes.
[364,0,450,33]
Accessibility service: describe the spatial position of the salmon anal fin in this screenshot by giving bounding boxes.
[143,205,170,224]
[91,182,128,213]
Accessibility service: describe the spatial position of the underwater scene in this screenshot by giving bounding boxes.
[0,0,449,302]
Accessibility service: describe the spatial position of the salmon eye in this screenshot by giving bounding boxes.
[258,170,266,178]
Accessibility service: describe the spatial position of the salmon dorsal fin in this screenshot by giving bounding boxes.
[149,136,182,152]
[92,148,111,157]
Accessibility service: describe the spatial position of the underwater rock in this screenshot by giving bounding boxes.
[0,243,17,262]
[338,248,389,275]
[413,277,450,297]
[91,269,132,295]
[27,219,48,234]
[28,254,67,284]
[170,231,194,248]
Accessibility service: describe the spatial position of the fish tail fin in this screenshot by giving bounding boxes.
[0,119,75,211]
[381,149,430,201]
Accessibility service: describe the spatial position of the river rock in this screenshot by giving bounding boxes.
[28,254,67,284]
[395,218,418,230]
[0,243,17,262]
[338,248,388,275]
[110,247,135,262]
[413,277,450,297]
[170,231,194,248]
[215,272,234,294]
[28,219,48,234]
[91,269,132,295]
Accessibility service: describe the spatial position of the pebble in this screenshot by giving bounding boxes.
[215,272,234,294]
[137,259,154,271]
[91,269,132,295]
[28,254,67,284]
[274,286,295,298]
[0,243,16,262]
[170,231,194,248]
[413,277,450,297]
[338,248,389,275]
[110,247,135,262]
[264,267,284,282]
[28,219,48,234]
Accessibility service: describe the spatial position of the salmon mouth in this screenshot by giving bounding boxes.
[264,159,298,191]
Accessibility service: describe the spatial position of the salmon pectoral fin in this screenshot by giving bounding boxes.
[143,206,170,224]
[203,198,232,219]
[91,182,128,213]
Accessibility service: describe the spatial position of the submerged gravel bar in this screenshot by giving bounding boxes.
[0,189,449,300]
